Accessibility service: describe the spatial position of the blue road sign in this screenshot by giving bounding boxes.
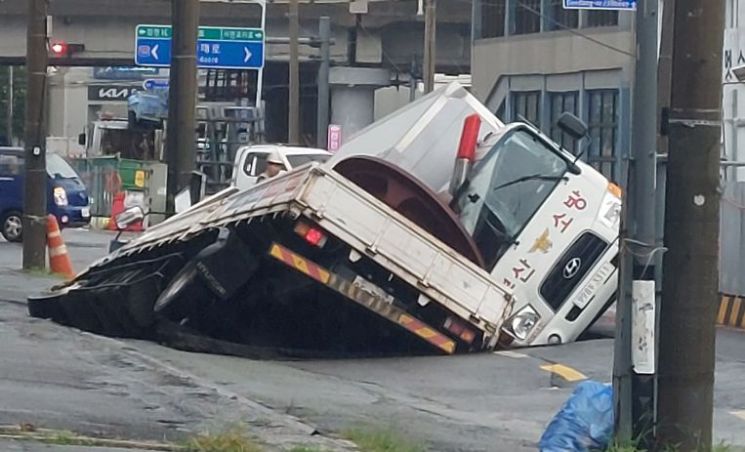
[134,25,265,70]
[563,0,636,9]
[143,79,170,90]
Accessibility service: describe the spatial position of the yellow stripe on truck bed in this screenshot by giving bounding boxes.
[268,242,457,354]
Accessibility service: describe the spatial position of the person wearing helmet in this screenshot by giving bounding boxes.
[257,150,286,182]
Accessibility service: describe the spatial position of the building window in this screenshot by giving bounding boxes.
[481,0,507,38]
[513,0,542,35]
[512,91,541,128]
[587,89,619,179]
[549,91,579,153]
[586,10,619,27]
[548,0,579,30]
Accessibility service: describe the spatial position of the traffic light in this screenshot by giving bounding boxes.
[48,40,85,58]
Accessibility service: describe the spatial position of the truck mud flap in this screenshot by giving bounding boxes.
[268,243,457,355]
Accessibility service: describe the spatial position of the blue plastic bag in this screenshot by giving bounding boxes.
[539,380,614,452]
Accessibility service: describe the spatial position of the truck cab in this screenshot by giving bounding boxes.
[451,123,621,346]
[232,144,332,190]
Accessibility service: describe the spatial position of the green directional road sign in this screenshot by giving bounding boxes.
[135,24,265,69]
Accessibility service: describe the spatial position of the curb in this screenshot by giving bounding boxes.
[717,294,745,330]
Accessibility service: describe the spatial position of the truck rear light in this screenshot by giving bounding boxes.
[443,316,476,344]
[294,221,328,248]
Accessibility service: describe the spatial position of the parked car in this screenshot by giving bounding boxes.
[0,147,91,242]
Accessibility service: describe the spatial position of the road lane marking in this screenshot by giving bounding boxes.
[540,364,587,382]
[494,350,529,359]
[731,410,745,422]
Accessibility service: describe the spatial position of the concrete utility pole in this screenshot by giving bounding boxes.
[316,16,330,149]
[23,0,48,270]
[6,66,13,145]
[165,0,199,215]
[422,0,436,93]
[613,0,658,445]
[656,0,724,449]
[288,0,300,144]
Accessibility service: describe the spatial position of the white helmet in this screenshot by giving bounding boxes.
[266,150,283,165]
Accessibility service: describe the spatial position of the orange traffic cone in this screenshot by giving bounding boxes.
[47,215,75,279]
[107,192,125,231]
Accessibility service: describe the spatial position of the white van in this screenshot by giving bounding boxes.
[232,145,332,190]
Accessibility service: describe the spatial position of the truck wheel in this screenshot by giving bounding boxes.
[1,210,23,242]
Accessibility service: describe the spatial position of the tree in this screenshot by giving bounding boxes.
[0,66,27,145]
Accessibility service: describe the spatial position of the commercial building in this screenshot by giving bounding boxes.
[471,1,635,183]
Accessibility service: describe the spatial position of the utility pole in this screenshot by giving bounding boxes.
[422,0,436,94]
[165,0,199,215]
[656,0,723,449]
[613,0,658,445]
[316,16,330,149]
[6,66,13,145]
[23,0,48,270]
[288,0,300,144]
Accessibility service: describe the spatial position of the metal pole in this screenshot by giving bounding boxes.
[656,0,723,448]
[409,57,417,102]
[613,0,659,445]
[166,0,200,215]
[422,0,436,94]
[6,66,13,145]
[288,0,300,144]
[316,16,330,149]
[22,0,48,271]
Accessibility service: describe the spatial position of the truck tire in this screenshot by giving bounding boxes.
[1,210,23,242]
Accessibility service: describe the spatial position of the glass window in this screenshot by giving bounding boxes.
[481,0,507,38]
[0,153,23,177]
[512,91,541,128]
[456,129,569,269]
[586,89,619,179]
[514,0,542,35]
[586,10,619,27]
[47,153,79,179]
[549,91,579,153]
[286,154,330,168]
[548,0,578,30]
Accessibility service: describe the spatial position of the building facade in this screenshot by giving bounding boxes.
[471,0,635,183]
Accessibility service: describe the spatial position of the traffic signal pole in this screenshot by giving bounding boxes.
[22,0,48,270]
[165,0,200,215]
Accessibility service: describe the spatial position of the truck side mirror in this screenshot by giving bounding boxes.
[78,133,86,146]
[557,113,588,145]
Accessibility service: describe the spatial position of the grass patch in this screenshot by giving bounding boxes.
[344,427,425,452]
[605,441,737,452]
[185,426,262,452]
[288,447,328,452]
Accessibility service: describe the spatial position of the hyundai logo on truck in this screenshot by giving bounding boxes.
[563,257,582,280]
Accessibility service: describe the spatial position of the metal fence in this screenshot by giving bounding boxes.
[720,181,745,296]
[69,156,150,218]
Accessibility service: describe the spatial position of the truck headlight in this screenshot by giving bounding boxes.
[53,187,68,206]
[504,305,540,341]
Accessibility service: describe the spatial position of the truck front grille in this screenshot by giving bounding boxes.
[540,232,608,311]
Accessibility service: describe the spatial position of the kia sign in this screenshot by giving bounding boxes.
[327,124,342,152]
[88,85,140,101]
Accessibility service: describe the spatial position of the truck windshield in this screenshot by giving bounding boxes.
[47,153,79,179]
[456,129,568,269]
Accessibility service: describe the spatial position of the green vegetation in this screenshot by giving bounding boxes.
[185,427,262,452]
[344,427,425,452]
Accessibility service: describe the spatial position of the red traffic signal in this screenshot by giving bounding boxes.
[50,41,67,56]
[49,41,84,58]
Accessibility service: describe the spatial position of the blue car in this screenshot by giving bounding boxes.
[0,147,91,242]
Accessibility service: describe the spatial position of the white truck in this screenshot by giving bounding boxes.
[231,144,332,190]
[28,84,620,354]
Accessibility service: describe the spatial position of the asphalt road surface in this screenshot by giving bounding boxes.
[2,229,745,451]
